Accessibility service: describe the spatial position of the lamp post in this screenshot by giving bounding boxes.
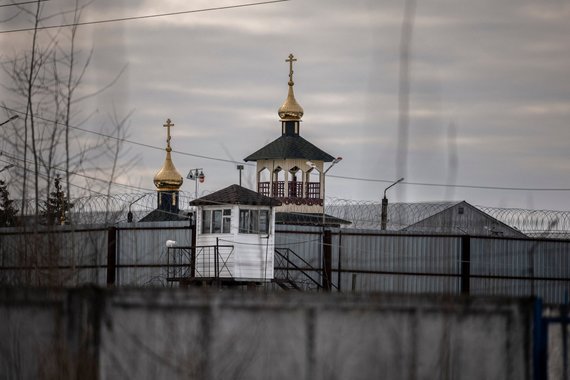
[187,168,205,199]
[381,177,404,230]
[307,157,342,226]
[127,193,147,223]
[0,115,18,127]
[236,165,244,187]
[306,157,342,292]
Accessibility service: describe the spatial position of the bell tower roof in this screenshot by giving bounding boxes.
[244,54,334,163]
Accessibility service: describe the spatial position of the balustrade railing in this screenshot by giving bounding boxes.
[257,181,321,200]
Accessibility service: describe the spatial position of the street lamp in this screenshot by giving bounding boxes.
[127,193,148,223]
[0,115,18,127]
[381,177,404,230]
[236,164,244,187]
[187,168,205,199]
[307,157,342,226]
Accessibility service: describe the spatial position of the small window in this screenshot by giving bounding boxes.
[223,209,232,232]
[212,210,222,233]
[239,209,250,233]
[259,210,269,233]
[458,207,464,215]
[202,209,231,234]
[239,209,269,234]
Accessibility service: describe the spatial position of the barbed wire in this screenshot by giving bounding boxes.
[11,193,570,235]
[324,198,570,236]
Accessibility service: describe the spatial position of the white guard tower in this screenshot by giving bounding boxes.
[189,185,281,282]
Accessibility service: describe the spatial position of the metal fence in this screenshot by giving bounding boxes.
[0,221,193,287]
[2,222,569,304]
[275,225,570,304]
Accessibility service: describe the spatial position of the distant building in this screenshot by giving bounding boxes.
[401,201,526,238]
[329,200,526,238]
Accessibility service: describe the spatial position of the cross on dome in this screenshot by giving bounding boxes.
[154,118,183,191]
[286,53,297,86]
[163,118,174,152]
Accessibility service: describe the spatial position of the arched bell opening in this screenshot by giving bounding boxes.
[272,167,285,197]
[257,167,271,196]
[306,167,322,200]
[288,166,304,198]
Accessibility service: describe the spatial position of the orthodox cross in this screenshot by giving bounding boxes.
[286,53,297,85]
[163,118,174,150]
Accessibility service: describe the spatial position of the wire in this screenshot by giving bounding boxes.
[0,106,252,166]
[0,0,289,34]
[328,174,570,192]
[3,104,569,192]
[0,152,154,193]
[0,0,49,8]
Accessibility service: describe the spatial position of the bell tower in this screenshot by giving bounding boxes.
[244,54,336,214]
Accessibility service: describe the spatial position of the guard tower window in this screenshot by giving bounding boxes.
[239,209,269,234]
[202,209,231,234]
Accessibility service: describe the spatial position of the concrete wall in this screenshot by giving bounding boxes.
[0,288,532,380]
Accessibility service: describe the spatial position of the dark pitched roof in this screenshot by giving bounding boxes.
[275,212,351,227]
[402,201,527,238]
[189,184,282,207]
[244,135,335,162]
[139,209,190,222]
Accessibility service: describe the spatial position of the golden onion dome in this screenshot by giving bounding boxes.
[278,84,304,120]
[278,53,304,121]
[153,118,183,191]
[153,149,183,191]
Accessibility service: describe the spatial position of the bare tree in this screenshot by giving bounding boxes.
[1,0,130,219]
[0,178,19,227]
[0,0,132,286]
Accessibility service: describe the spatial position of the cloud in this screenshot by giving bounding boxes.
[2,0,569,211]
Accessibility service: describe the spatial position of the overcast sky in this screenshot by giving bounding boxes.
[2,0,569,210]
